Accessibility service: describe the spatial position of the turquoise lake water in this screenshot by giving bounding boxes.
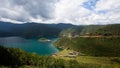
[0,37,59,55]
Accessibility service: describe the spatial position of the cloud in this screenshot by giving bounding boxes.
[54,0,90,23]
[0,18,24,24]
[0,0,57,22]
[0,0,120,25]
[95,0,120,11]
[93,0,120,24]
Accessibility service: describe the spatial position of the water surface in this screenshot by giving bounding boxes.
[0,37,59,55]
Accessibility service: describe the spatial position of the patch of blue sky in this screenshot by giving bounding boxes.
[82,0,108,14]
[97,10,107,14]
[82,0,100,11]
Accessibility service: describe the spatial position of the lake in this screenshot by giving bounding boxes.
[0,36,59,55]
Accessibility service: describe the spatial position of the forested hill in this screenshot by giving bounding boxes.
[0,21,74,38]
[91,24,120,36]
[60,24,120,37]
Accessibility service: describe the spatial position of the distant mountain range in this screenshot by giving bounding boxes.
[0,21,119,38]
[0,21,75,38]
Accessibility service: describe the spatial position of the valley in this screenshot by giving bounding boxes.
[0,23,120,68]
[0,0,119,68]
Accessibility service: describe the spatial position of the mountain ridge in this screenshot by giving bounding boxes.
[0,21,75,38]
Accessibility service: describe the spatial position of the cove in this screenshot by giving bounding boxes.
[0,36,59,55]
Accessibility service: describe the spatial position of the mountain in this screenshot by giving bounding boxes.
[60,26,84,37]
[0,21,74,38]
[55,24,120,56]
[60,24,120,37]
[60,25,104,37]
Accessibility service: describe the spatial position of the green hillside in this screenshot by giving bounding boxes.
[0,46,82,68]
[1,45,120,68]
[60,25,104,37]
[91,24,120,36]
[54,37,120,57]
[60,24,120,37]
[60,26,84,37]
[80,25,104,35]
[54,24,120,68]
[55,24,120,56]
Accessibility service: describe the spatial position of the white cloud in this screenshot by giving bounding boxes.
[93,0,120,24]
[54,0,91,24]
[95,0,120,11]
[0,0,120,25]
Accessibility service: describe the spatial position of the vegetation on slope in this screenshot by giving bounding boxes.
[0,45,82,68]
[54,24,120,68]
[54,49,120,68]
[92,24,120,36]
[80,25,104,35]
[1,45,120,68]
[60,26,84,37]
[60,25,104,37]
[60,24,120,37]
[54,37,120,57]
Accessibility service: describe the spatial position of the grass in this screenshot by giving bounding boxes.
[76,56,111,64]
[53,49,74,59]
[54,37,120,68]
[53,49,120,68]
[54,37,120,56]
[55,49,74,56]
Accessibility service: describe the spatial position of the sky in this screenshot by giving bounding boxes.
[0,0,120,25]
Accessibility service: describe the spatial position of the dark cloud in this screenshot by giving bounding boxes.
[14,0,57,19]
[0,0,57,22]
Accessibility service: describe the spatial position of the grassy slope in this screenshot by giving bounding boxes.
[1,45,120,68]
[54,37,120,68]
[55,24,120,67]
[0,46,82,68]
[91,24,120,36]
[54,49,120,68]
[54,37,120,56]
